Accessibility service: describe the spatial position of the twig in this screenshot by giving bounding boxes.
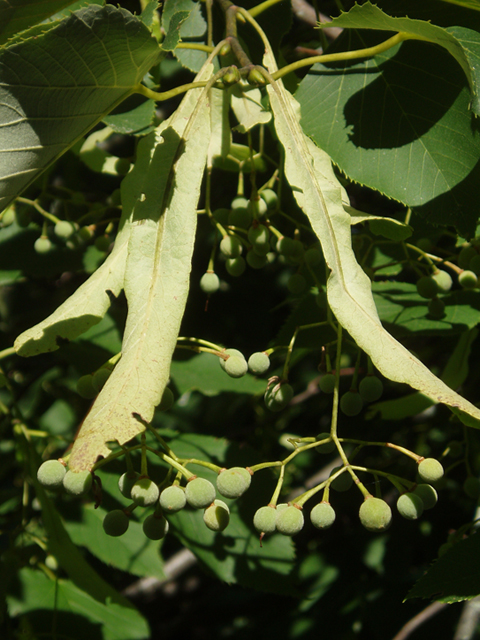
[391,602,448,640]
[122,548,197,599]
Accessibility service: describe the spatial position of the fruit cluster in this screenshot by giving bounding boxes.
[36,428,447,544]
[199,191,323,297]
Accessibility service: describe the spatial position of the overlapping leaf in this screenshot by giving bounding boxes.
[322,2,480,113]
[295,15,480,235]
[0,4,161,212]
[263,45,480,425]
[0,0,73,44]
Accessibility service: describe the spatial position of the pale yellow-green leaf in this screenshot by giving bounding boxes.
[207,87,231,168]
[231,82,271,133]
[263,49,480,424]
[68,65,213,471]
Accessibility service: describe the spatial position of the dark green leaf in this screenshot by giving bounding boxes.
[0,0,73,44]
[296,31,480,236]
[7,569,150,640]
[162,0,207,72]
[407,531,480,602]
[324,2,480,114]
[372,281,480,337]
[162,10,190,51]
[0,4,161,212]
[103,100,156,135]
[170,353,266,396]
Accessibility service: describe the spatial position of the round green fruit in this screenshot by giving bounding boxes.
[131,477,160,507]
[304,247,322,267]
[310,502,336,529]
[264,383,294,412]
[228,207,252,229]
[413,484,438,510]
[253,505,277,534]
[432,269,453,292]
[34,236,52,254]
[185,477,216,509]
[416,275,439,299]
[92,367,111,392]
[470,254,480,276]
[248,352,270,375]
[359,497,392,532]
[220,235,242,259]
[159,485,187,512]
[143,514,169,540]
[216,467,251,499]
[289,240,305,264]
[260,188,278,211]
[114,158,131,175]
[200,272,220,294]
[463,477,480,499]
[63,470,93,496]
[340,391,363,417]
[275,505,304,536]
[54,220,76,239]
[358,376,383,403]
[458,245,477,269]
[246,250,267,269]
[118,472,139,499]
[219,349,245,371]
[203,499,230,532]
[276,236,295,256]
[418,458,444,483]
[428,298,445,319]
[319,373,336,394]
[225,256,246,277]
[37,460,66,489]
[397,492,424,520]
[224,355,248,378]
[103,510,130,537]
[212,208,230,226]
[287,274,307,295]
[76,374,97,399]
[231,196,248,210]
[315,433,335,454]
[459,270,478,289]
[247,198,268,220]
[330,467,353,492]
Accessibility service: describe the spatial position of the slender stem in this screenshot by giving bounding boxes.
[269,464,285,506]
[271,32,417,80]
[249,0,286,18]
[136,81,212,102]
[16,197,60,224]
[0,347,16,360]
[176,43,215,53]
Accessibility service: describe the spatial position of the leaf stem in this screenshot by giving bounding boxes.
[271,32,414,80]
[135,81,212,102]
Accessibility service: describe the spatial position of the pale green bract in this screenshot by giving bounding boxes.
[15,58,215,471]
[68,63,214,470]
[262,42,480,426]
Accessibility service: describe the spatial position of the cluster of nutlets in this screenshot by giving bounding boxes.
[36,456,445,542]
